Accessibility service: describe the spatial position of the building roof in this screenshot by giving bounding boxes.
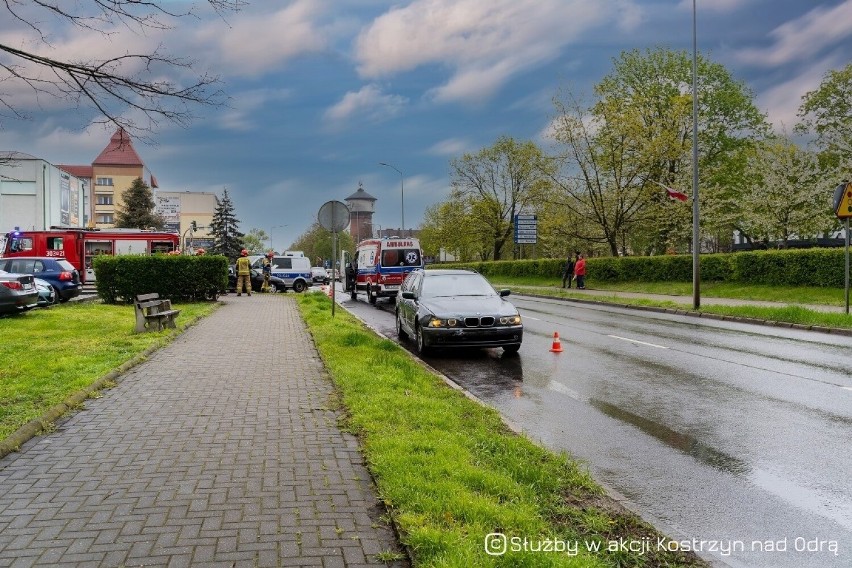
[0,151,38,160]
[92,128,145,167]
[57,165,93,179]
[344,183,377,202]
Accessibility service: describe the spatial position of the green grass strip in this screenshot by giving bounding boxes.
[504,284,852,330]
[297,292,706,567]
[0,301,218,441]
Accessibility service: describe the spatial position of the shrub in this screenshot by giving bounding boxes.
[93,255,229,303]
[432,248,846,287]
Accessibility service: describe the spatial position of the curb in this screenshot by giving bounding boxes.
[0,343,161,460]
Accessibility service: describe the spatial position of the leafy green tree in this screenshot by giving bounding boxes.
[737,136,834,246]
[208,189,244,261]
[242,228,269,254]
[450,136,553,260]
[549,48,767,255]
[114,177,165,230]
[290,222,355,268]
[797,63,852,173]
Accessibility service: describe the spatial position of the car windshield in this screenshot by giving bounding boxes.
[421,274,496,298]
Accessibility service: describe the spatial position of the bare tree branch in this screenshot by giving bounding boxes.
[0,0,247,135]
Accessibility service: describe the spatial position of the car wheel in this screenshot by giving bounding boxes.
[396,310,409,341]
[292,280,307,293]
[502,344,521,354]
[415,323,430,355]
[350,287,357,300]
[367,284,376,305]
[49,286,61,305]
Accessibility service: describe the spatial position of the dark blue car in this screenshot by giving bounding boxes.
[0,257,82,302]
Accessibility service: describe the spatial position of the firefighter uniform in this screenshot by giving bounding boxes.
[235,251,252,296]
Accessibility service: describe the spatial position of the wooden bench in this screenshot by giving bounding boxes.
[134,293,181,333]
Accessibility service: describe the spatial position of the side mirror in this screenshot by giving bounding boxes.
[499,289,511,297]
[401,291,416,300]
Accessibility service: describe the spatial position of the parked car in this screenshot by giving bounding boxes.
[395,269,523,355]
[33,277,57,307]
[0,270,39,315]
[311,266,329,285]
[0,257,82,302]
[228,267,287,293]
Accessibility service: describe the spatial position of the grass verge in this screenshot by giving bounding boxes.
[497,282,852,330]
[297,292,707,567]
[0,301,219,441]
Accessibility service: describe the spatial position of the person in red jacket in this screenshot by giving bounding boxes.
[574,253,586,289]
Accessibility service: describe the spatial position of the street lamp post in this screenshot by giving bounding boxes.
[379,162,404,232]
[691,0,701,310]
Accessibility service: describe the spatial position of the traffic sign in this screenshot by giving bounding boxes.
[834,182,852,219]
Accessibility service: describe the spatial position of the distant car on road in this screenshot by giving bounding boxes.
[395,269,523,355]
[0,270,39,315]
[311,267,329,285]
[0,257,82,302]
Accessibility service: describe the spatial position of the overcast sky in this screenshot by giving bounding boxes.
[3,0,851,250]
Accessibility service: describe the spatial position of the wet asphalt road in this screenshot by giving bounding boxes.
[340,290,852,568]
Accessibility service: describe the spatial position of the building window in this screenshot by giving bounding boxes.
[96,214,114,224]
[96,177,114,186]
[96,194,113,205]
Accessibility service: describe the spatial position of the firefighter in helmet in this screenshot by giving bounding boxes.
[235,249,252,296]
[261,251,274,292]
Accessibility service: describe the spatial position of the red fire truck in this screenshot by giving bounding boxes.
[1,227,180,283]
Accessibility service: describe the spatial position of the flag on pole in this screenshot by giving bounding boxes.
[651,180,689,202]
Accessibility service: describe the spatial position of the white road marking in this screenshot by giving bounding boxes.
[607,335,668,349]
[842,387,852,391]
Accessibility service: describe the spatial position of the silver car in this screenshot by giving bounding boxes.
[0,270,39,315]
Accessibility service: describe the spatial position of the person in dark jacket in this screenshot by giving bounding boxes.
[561,255,575,288]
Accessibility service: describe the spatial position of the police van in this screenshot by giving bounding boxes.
[352,237,423,304]
[250,251,312,293]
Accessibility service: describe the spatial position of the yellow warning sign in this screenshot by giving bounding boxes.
[836,182,852,219]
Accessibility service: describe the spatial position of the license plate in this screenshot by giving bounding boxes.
[384,285,399,291]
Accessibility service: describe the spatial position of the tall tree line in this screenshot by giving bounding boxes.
[419,49,849,261]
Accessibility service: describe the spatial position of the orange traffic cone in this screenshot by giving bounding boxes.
[549,331,563,353]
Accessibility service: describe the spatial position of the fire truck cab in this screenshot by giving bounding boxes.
[1,227,180,283]
[352,237,423,304]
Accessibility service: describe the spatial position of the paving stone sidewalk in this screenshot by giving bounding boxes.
[0,294,408,567]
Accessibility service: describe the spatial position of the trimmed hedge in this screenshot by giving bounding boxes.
[436,248,847,288]
[93,255,229,303]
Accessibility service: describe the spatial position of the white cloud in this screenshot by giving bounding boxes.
[427,138,472,156]
[194,0,328,77]
[217,88,293,131]
[323,84,408,125]
[735,1,852,67]
[756,55,842,131]
[354,0,640,103]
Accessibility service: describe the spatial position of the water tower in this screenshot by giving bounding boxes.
[344,181,376,243]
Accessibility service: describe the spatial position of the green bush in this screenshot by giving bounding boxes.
[435,248,846,287]
[93,255,229,303]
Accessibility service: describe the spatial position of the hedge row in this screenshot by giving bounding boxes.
[93,255,229,303]
[436,248,848,288]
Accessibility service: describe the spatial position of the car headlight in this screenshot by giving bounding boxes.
[499,315,521,325]
[427,318,446,327]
